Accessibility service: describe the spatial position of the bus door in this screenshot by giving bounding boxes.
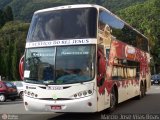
[97,46,109,111]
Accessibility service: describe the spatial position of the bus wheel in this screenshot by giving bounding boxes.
[108,88,117,113]
[142,84,146,97]
[144,83,146,96]
[137,84,144,99]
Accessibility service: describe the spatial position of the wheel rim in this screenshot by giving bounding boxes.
[0,94,5,102]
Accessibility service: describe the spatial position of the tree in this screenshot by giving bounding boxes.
[0,21,29,80]
[12,41,18,80]
[0,9,6,28]
[117,0,160,73]
[3,6,14,22]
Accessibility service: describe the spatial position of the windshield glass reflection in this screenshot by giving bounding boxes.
[24,45,95,84]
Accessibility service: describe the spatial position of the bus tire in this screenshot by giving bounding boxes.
[108,88,117,113]
[137,83,144,99]
[141,83,145,97]
[144,81,146,96]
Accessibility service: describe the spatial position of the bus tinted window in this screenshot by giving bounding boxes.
[112,58,140,80]
[24,45,96,84]
[55,45,95,84]
[99,10,149,52]
[27,8,97,41]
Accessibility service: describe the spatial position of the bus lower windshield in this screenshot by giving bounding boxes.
[24,45,95,84]
[27,8,97,41]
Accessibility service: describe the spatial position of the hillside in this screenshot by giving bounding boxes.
[0,0,147,22]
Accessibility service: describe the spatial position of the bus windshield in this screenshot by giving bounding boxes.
[24,45,95,84]
[27,8,97,41]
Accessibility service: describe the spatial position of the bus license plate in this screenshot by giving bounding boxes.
[48,86,63,90]
[51,105,61,110]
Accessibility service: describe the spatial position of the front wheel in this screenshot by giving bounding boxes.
[0,94,6,102]
[108,88,117,113]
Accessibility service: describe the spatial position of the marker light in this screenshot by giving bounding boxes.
[24,90,38,98]
[28,91,30,95]
[35,94,38,97]
[72,89,93,99]
[78,92,82,97]
[83,91,87,96]
[31,93,34,97]
[88,90,92,94]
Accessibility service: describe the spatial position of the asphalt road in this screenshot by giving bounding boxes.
[0,85,160,120]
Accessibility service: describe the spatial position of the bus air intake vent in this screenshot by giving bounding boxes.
[38,86,47,89]
[38,86,71,89]
[38,98,73,100]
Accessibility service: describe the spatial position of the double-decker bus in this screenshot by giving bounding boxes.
[20,4,151,113]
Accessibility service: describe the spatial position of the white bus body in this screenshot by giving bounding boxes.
[22,4,150,113]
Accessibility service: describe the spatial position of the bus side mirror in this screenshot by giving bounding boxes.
[19,55,24,80]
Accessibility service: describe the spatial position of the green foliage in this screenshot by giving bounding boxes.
[118,0,160,73]
[12,41,18,80]
[0,0,12,9]
[1,0,147,22]
[0,10,7,28]
[19,2,65,21]
[102,0,147,12]
[3,6,14,22]
[0,21,29,80]
[8,0,68,21]
[0,6,13,28]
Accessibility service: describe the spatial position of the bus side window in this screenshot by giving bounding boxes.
[112,66,119,80]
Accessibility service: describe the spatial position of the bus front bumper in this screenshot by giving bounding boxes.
[24,94,97,113]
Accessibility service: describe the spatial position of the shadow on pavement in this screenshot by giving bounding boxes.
[47,112,104,120]
[0,99,23,105]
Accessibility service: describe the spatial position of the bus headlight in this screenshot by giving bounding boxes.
[83,91,87,96]
[27,91,30,95]
[24,90,38,98]
[71,89,93,99]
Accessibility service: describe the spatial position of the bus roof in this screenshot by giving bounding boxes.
[35,4,100,14]
[34,4,148,41]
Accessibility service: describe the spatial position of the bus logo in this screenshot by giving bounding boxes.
[52,94,58,100]
[125,45,136,60]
